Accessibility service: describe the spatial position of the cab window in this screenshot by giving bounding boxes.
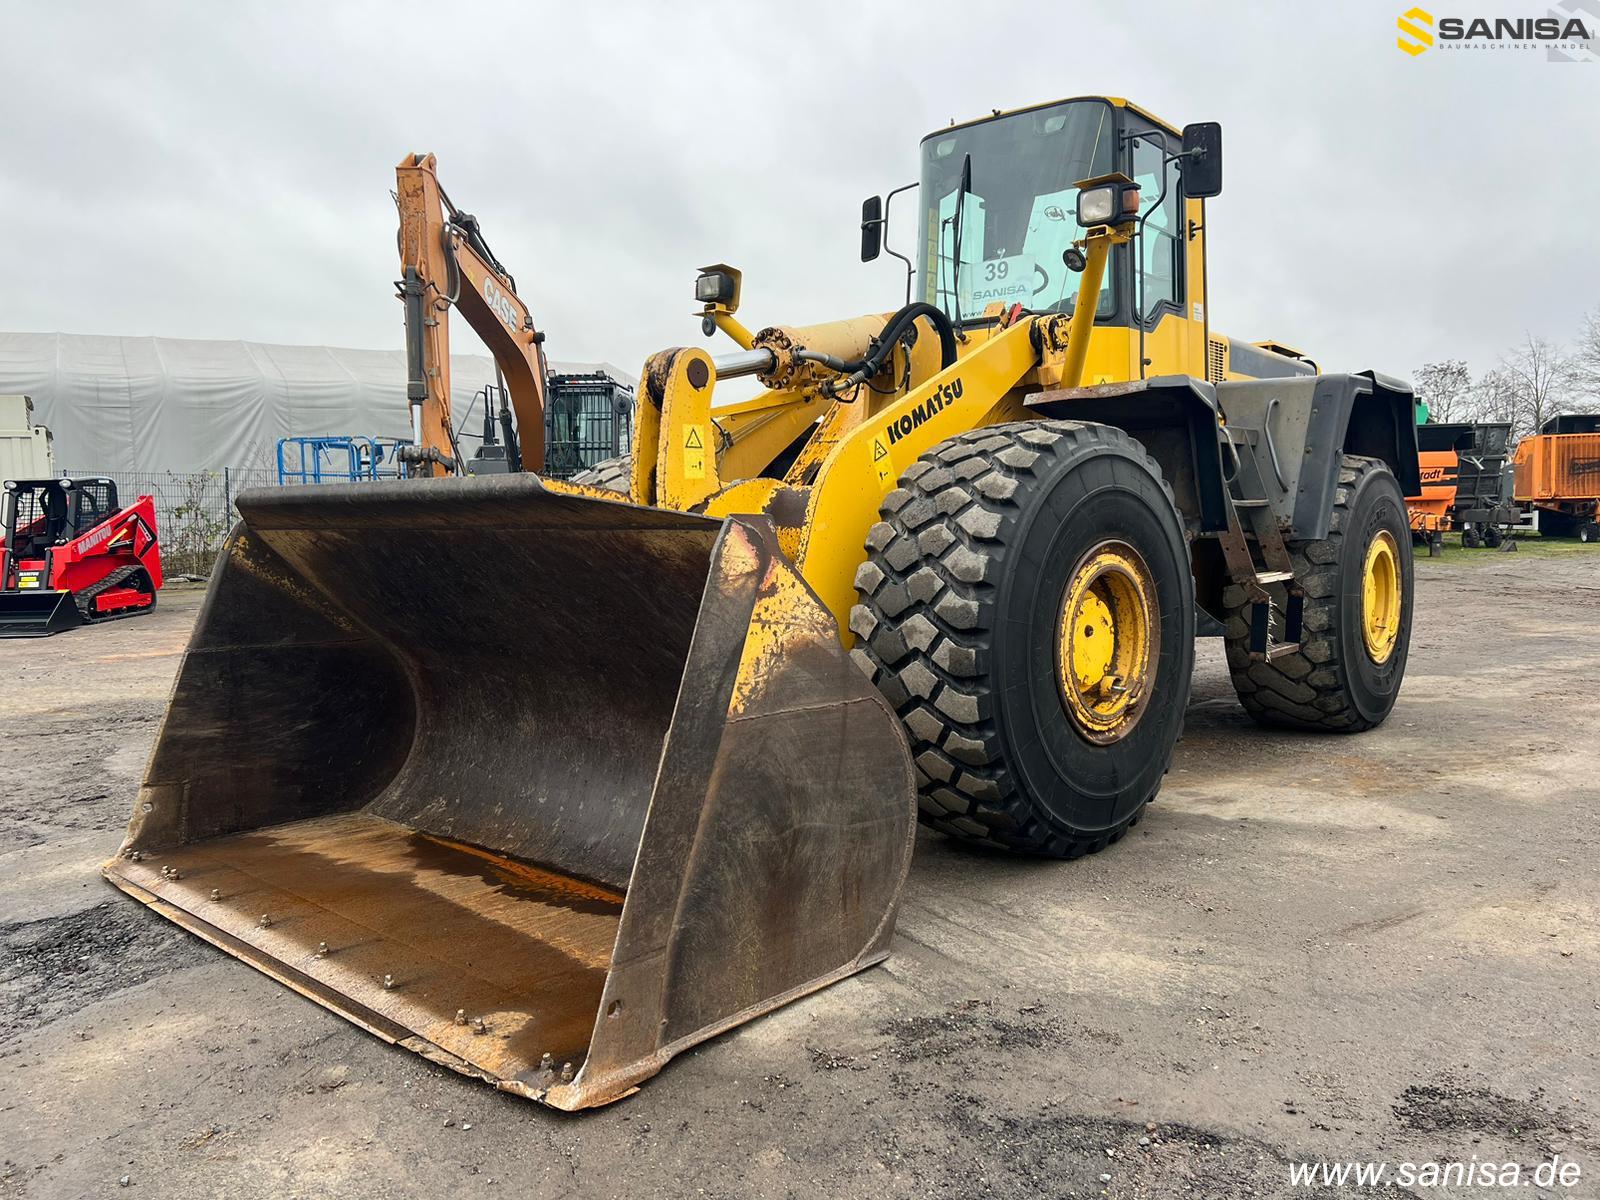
[1129,132,1183,322]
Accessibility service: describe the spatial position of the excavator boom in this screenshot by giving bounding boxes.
[395,153,548,474]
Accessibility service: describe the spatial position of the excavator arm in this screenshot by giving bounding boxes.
[395,152,548,475]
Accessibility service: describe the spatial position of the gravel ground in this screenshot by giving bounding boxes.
[1,548,1596,1199]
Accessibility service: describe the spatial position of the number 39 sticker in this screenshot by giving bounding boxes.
[961,254,1037,310]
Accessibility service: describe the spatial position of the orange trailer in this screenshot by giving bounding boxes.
[1407,447,1455,554]
[1513,414,1600,543]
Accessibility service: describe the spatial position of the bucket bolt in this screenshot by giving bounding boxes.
[316,942,329,957]
[258,914,272,929]
[560,1062,575,1083]
[455,1009,467,1026]
[209,888,221,901]
[473,1017,488,1035]
[383,974,395,990]
[539,1053,554,1072]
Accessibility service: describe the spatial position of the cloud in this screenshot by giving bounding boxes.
[1,0,1594,389]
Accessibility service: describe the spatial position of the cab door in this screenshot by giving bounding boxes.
[1124,124,1196,379]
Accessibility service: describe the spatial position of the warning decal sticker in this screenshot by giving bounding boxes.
[684,425,707,480]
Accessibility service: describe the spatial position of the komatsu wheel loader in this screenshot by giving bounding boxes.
[106,97,1420,1110]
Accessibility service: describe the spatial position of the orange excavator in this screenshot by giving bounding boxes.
[394,153,549,475]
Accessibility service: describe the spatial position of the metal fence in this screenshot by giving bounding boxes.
[69,394,632,577]
[63,468,276,577]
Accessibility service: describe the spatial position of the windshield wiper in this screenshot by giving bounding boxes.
[938,154,974,329]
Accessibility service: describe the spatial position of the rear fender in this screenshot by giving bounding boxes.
[1214,372,1420,541]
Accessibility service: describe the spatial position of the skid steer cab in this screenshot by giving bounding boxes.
[1,477,162,637]
[107,95,1420,1110]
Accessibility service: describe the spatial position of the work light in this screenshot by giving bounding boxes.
[695,270,736,305]
[1076,183,1141,227]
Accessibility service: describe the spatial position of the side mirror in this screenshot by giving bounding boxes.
[1180,122,1223,199]
[860,196,883,262]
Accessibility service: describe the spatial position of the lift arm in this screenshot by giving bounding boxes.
[395,153,548,475]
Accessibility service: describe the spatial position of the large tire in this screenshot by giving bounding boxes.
[1223,454,1412,733]
[849,421,1194,858]
[569,455,632,493]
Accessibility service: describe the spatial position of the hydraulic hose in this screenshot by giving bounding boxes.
[867,303,958,372]
[835,302,957,389]
[714,304,958,391]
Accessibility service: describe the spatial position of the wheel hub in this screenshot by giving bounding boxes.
[1361,529,1401,664]
[1055,541,1158,744]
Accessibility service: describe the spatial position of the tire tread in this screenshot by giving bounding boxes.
[851,420,1179,857]
[1221,454,1399,733]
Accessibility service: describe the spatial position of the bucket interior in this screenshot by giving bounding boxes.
[108,477,726,1085]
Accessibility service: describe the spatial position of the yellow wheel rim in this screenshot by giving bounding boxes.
[1055,541,1158,744]
[1361,529,1402,664]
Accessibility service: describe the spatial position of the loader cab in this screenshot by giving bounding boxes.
[2,477,119,561]
[910,97,1215,381]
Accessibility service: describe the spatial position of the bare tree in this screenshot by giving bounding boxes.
[1573,306,1600,401]
[1460,368,1525,433]
[1497,334,1572,438]
[1412,359,1472,423]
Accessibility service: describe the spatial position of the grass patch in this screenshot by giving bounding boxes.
[1415,532,1597,567]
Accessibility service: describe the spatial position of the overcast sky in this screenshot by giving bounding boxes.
[1,0,1595,387]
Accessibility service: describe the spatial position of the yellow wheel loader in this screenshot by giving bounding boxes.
[105,97,1421,1109]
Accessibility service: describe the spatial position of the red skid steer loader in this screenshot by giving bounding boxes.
[0,476,162,637]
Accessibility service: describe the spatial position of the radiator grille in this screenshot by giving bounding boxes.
[1206,338,1228,384]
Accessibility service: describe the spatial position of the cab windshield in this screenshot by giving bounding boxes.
[917,100,1116,324]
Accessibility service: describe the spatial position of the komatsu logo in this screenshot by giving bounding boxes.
[885,378,964,445]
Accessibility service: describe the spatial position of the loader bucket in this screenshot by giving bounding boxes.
[102,474,915,1109]
[0,589,82,637]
